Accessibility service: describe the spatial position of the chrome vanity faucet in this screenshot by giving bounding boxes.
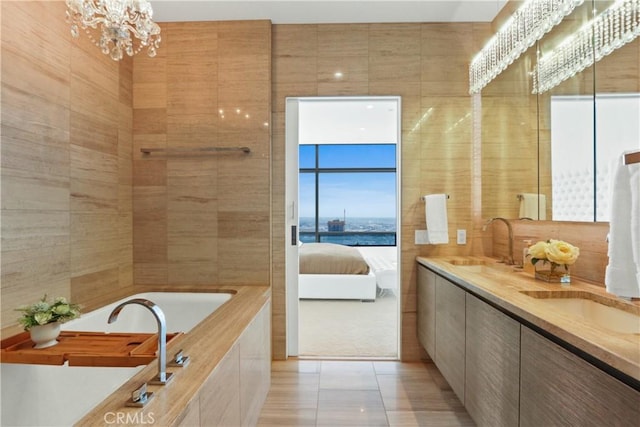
[108,298,173,385]
[482,217,515,265]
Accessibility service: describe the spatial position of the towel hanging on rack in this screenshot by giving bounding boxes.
[518,193,546,220]
[424,194,449,244]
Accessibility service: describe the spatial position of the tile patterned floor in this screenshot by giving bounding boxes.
[257,360,475,427]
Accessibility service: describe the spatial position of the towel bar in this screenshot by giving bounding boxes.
[420,194,449,201]
[140,146,251,155]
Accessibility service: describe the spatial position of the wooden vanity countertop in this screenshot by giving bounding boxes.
[417,256,640,383]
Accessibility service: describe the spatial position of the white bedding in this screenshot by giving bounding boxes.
[298,243,377,300]
[298,271,377,301]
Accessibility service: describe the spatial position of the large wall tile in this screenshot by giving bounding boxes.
[0,6,141,314]
[133,20,271,287]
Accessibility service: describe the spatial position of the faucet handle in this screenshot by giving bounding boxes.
[168,348,190,367]
[126,383,154,407]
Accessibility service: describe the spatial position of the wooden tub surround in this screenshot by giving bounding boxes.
[417,256,640,427]
[0,285,270,427]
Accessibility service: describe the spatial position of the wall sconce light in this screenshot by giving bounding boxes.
[533,0,640,93]
[469,0,584,94]
[66,0,161,61]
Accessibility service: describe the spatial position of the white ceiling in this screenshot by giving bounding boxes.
[151,0,507,24]
[299,98,399,145]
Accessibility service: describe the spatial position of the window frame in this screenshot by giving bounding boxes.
[299,143,397,246]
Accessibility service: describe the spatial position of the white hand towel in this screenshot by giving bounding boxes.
[630,164,640,292]
[424,194,449,244]
[519,193,546,220]
[605,154,640,298]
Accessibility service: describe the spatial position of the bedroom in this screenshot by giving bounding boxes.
[285,97,401,359]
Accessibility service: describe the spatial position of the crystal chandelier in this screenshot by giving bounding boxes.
[66,0,161,61]
[533,0,640,94]
[469,0,584,94]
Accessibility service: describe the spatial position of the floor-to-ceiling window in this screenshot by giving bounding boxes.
[299,144,397,246]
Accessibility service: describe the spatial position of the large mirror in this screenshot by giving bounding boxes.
[480,0,640,222]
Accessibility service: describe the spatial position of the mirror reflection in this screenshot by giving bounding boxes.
[479,0,640,222]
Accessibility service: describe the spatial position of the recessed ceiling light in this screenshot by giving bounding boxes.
[334,71,343,78]
[366,105,374,109]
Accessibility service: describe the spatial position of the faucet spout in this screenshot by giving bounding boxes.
[108,298,172,385]
[483,217,515,265]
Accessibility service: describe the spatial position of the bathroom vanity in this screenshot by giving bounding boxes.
[417,257,640,427]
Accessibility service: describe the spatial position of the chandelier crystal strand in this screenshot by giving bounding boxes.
[66,0,161,61]
[533,0,640,94]
[469,0,584,94]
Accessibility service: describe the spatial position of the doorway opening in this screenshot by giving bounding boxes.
[285,96,402,359]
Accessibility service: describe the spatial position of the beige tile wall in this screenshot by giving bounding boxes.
[1,1,133,332]
[271,23,491,361]
[132,21,272,287]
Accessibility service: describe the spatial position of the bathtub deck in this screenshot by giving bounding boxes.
[1,331,181,367]
[76,285,270,427]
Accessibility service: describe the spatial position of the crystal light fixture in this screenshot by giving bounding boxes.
[469,0,584,94]
[533,0,640,94]
[66,0,161,61]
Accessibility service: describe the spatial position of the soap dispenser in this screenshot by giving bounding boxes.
[522,239,535,274]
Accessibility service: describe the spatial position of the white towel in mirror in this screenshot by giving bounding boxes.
[519,193,546,220]
[424,194,449,244]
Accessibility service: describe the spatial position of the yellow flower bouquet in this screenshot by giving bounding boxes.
[527,239,580,283]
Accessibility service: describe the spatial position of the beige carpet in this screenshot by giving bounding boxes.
[299,293,398,358]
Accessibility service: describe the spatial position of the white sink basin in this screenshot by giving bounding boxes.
[520,291,640,335]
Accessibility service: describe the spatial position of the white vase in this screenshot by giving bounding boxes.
[30,322,61,349]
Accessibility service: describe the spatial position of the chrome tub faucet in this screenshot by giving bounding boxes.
[108,298,173,385]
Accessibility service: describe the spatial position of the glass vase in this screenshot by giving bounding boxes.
[534,263,571,285]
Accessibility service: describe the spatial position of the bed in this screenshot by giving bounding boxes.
[298,242,377,301]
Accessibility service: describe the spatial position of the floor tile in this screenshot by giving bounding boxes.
[373,361,432,377]
[377,375,465,411]
[258,360,475,427]
[320,371,380,390]
[257,408,317,426]
[320,360,375,374]
[270,372,320,390]
[272,359,321,373]
[260,388,319,410]
[424,362,454,391]
[386,410,475,427]
[317,389,389,426]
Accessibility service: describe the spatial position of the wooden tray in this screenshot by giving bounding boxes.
[0,331,181,367]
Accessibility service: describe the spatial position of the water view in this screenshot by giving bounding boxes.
[299,217,397,246]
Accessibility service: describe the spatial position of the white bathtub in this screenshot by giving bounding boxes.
[1,292,232,427]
